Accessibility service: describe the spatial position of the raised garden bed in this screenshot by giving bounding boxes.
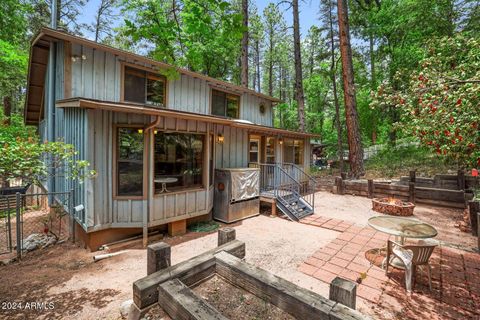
[131,230,370,320]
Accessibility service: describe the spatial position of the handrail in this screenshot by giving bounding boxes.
[250,162,315,219]
[283,162,317,184]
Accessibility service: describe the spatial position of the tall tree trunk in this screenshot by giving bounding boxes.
[369,30,377,144]
[3,96,11,125]
[292,0,306,132]
[337,0,364,177]
[328,1,344,173]
[240,0,248,87]
[256,39,261,92]
[268,26,274,97]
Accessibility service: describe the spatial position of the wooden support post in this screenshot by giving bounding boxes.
[468,200,479,237]
[409,170,416,183]
[367,180,374,198]
[271,201,277,217]
[409,182,415,203]
[329,277,357,310]
[336,177,345,195]
[147,242,171,275]
[217,228,236,246]
[457,169,465,190]
[168,219,186,237]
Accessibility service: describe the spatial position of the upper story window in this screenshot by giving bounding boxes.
[211,89,239,118]
[123,66,166,107]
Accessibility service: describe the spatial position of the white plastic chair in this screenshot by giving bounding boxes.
[386,239,437,292]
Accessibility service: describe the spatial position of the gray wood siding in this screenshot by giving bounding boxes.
[63,108,87,226]
[84,110,215,230]
[69,43,273,126]
[214,125,249,169]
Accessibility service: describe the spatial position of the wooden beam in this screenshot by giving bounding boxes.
[147,242,171,275]
[329,277,357,309]
[158,279,227,320]
[217,228,236,246]
[214,251,369,320]
[133,239,245,309]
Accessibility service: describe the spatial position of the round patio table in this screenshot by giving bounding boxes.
[368,216,438,244]
[154,177,178,193]
[368,216,438,269]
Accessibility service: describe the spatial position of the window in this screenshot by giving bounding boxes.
[249,137,260,163]
[284,139,304,165]
[266,137,275,164]
[117,128,144,196]
[154,132,204,193]
[211,89,239,118]
[124,66,166,107]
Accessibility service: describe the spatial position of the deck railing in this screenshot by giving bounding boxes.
[249,162,316,214]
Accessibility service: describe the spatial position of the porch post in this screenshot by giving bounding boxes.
[144,126,154,248]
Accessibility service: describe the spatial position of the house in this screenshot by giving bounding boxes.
[24,27,317,250]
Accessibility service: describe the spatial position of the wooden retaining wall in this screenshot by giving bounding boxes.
[335,172,475,209]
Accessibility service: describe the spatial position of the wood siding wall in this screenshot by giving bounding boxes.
[69,43,273,126]
[85,110,216,230]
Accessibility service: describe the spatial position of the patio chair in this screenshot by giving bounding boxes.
[385,239,437,292]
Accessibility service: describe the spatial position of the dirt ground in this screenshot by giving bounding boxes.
[0,190,475,319]
[193,274,295,320]
[0,214,337,320]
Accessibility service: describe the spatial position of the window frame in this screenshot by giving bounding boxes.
[152,130,208,195]
[283,138,305,166]
[210,87,241,119]
[113,125,147,200]
[121,62,168,108]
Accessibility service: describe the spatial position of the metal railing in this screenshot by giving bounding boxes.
[249,162,316,216]
[281,163,316,210]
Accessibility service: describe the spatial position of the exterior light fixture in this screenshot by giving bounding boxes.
[217,133,224,144]
[279,137,283,145]
[71,54,87,62]
[154,130,158,135]
[138,129,144,134]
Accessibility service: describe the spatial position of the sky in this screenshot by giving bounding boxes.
[76,0,321,41]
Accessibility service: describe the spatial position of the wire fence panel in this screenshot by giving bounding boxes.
[0,190,73,260]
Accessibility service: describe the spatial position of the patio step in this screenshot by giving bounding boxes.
[276,194,313,221]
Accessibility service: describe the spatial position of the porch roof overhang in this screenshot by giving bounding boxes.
[56,98,319,139]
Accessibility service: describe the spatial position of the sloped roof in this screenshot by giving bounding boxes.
[56,98,318,138]
[25,27,282,125]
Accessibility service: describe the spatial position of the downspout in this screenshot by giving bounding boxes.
[47,0,58,204]
[142,115,161,247]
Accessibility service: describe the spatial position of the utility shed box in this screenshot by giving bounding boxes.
[213,168,260,223]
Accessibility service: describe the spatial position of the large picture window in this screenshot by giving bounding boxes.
[117,128,144,196]
[154,132,204,193]
[211,89,239,118]
[123,66,166,107]
[284,139,304,165]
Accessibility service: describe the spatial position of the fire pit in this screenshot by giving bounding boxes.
[372,197,415,216]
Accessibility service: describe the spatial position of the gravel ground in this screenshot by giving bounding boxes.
[0,214,337,320]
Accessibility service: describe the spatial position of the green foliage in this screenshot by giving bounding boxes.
[371,35,480,167]
[0,113,94,185]
[364,144,451,178]
[122,0,243,80]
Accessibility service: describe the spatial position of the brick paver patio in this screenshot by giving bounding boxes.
[298,214,480,320]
